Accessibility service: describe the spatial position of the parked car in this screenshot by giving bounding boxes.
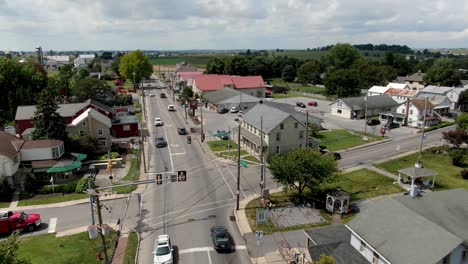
[446,112,458,118]
[154,117,163,126]
[177,128,187,135]
[160,93,166,98]
[155,137,167,148]
[366,119,381,126]
[296,102,306,108]
[0,211,41,234]
[153,234,173,264]
[308,101,318,107]
[216,130,229,140]
[210,226,233,251]
[149,93,155,97]
[385,122,400,130]
[230,106,239,113]
[319,148,342,160]
[217,108,229,114]
[167,105,175,111]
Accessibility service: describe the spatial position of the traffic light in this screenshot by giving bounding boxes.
[177,171,187,182]
[156,174,162,185]
[187,136,191,144]
[201,133,205,142]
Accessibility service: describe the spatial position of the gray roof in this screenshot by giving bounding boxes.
[335,95,398,111]
[305,225,367,264]
[421,85,454,95]
[416,94,450,106]
[240,127,267,146]
[395,70,426,83]
[218,93,260,105]
[202,88,240,104]
[15,99,111,120]
[242,103,290,133]
[398,167,438,179]
[264,101,322,126]
[348,189,468,264]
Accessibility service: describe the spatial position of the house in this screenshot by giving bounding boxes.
[394,70,426,90]
[111,112,140,138]
[367,86,389,96]
[384,88,418,104]
[66,108,112,148]
[416,94,451,117]
[174,61,197,74]
[347,189,468,264]
[43,56,70,70]
[265,85,287,97]
[239,102,319,156]
[329,95,399,119]
[176,71,203,87]
[74,54,95,68]
[418,85,466,110]
[385,98,437,128]
[0,131,24,186]
[386,82,411,90]
[192,75,266,97]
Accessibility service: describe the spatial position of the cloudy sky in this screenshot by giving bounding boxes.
[2,0,468,51]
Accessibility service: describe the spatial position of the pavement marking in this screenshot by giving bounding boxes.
[48,217,57,233]
[162,125,175,173]
[179,245,247,254]
[215,163,235,198]
[150,203,235,226]
[170,144,180,147]
[207,249,213,264]
[171,152,186,156]
[224,165,247,198]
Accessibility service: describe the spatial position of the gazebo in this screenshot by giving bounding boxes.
[397,166,438,197]
[326,189,350,214]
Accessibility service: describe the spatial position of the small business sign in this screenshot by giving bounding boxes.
[256,208,268,225]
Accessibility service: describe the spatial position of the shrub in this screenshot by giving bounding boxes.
[23,173,39,193]
[449,148,466,166]
[462,170,468,180]
[36,181,78,194]
[99,152,120,160]
[75,177,96,193]
[0,178,12,201]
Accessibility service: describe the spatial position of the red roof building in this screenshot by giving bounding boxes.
[192,75,266,97]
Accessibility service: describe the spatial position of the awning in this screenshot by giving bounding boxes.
[75,153,87,161]
[47,161,82,173]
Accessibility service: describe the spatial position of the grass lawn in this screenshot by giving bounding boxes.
[17,193,88,207]
[219,150,248,158]
[245,190,331,234]
[316,129,383,151]
[106,80,135,89]
[323,169,404,200]
[375,149,468,190]
[18,232,117,264]
[0,201,10,208]
[123,232,138,264]
[207,140,239,152]
[242,156,261,164]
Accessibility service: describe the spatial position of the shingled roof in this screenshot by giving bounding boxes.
[0,131,24,158]
[334,95,399,111]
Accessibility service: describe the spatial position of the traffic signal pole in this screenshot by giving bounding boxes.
[236,122,241,210]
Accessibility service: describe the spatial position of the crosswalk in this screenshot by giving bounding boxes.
[48,217,57,233]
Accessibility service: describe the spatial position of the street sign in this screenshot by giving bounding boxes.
[423,133,427,140]
[255,230,263,240]
[240,159,248,168]
[187,136,191,144]
[170,175,177,182]
[156,174,162,185]
[256,209,268,225]
[177,170,187,182]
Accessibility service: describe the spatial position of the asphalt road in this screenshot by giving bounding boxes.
[138,89,256,264]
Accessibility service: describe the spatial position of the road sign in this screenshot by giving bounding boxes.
[156,174,162,185]
[240,159,248,168]
[256,209,268,225]
[177,170,187,182]
[187,136,191,144]
[255,230,263,240]
[423,133,427,140]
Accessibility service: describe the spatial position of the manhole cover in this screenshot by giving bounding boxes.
[230,215,236,221]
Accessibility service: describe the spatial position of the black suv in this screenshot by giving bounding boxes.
[366,119,381,126]
[210,226,233,251]
[155,137,167,148]
[296,102,306,108]
[160,93,166,98]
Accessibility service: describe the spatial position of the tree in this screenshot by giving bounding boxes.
[57,64,75,99]
[316,254,335,264]
[206,57,225,74]
[281,65,296,82]
[32,89,66,141]
[326,43,360,69]
[456,113,468,129]
[442,129,468,148]
[424,58,460,86]
[297,60,321,84]
[119,50,153,85]
[224,55,247,76]
[71,78,112,104]
[0,231,31,264]
[458,91,468,112]
[324,68,360,97]
[181,86,194,98]
[269,148,338,195]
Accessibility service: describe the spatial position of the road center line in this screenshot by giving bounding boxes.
[150,203,235,226]
[207,249,213,264]
[48,217,57,233]
[179,245,247,254]
[225,165,247,198]
[171,152,186,156]
[162,125,175,173]
[215,163,235,198]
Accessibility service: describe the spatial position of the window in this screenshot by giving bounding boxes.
[82,121,86,127]
[275,146,280,154]
[463,250,468,261]
[337,101,342,106]
[79,130,85,137]
[98,129,103,136]
[123,125,130,131]
[52,147,60,158]
[294,122,298,128]
[410,110,413,114]
[442,254,451,264]
[359,240,366,252]
[337,109,342,114]
[299,131,304,139]
[372,252,380,264]
[402,109,405,114]
[60,144,64,155]
[280,124,284,130]
[98,140,107,147]
[276,133,281,141]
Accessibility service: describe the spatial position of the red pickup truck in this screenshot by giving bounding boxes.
[0,211,41,234]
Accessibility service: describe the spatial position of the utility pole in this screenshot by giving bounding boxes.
[260,116,264,196]
[88,179,95,225]
[200,99,204,140]
[95,194,109,263]
[140,92,147,173]
[305,111,309,147]
[236,122,241,210]
[364,95,368,135]
[416,98,429,167]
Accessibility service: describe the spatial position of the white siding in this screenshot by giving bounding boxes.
[0,154,20,178]
[20,147,54,161]
[330,100,352,119]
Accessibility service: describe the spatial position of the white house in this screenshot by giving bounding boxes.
[386,82,411,90]
[329,95,399,119]
[394,98,437,128]
[416,94,452,117]
[419,85,467,110]
[20,140,65,162]
[446,87,468,110]
[0,131,24,186]
[367,86,389,96]
[74,54,95,68]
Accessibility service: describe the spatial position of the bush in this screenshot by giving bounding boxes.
[19,192,33,200]
[449,148,466,166]
[461,170,468,180]
[36,181,78,194]
[99,152,120,160]
[0,178,13,201]
[23,173,39,193]
[75,177,96,193]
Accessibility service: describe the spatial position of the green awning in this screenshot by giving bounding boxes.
[47,161,82,173]
[76,153,87,161]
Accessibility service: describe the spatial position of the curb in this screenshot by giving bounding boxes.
[338,138,392,154]
[13,194,130,211]
[134,232,140,264]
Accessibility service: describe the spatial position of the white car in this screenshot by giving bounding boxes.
[230,106,239,113]
[167,105,175,111]
[154,117,163,126]
[154,234,173,264]
[149,93,155,97]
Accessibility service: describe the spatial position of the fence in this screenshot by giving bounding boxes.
[292,91,337,101]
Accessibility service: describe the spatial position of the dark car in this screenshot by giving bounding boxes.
[446,112,458,118]
[177,128,187,135]
[216,130,229,140]
[217,108,229,114]
[319,148,341,160]
[160,93,166,98]
[296,102,306,108]
[366,119,381,126]
[210,226,233,251]
[385,122,400,130]
[155,137,167,148]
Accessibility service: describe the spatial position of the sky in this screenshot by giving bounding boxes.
[1,0,468,51]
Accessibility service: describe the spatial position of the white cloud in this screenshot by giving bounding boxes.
[1,0,468,50]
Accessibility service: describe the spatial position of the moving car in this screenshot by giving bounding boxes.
[210,226,233,251]
[217,108,229,114]
[153,234,173,264]
[319,148,342,160]
[366,119,381,126]
[0,211,41,234]
[154,117,163,126]
[177,128,187,135]
[160,93,166,98]
[155,137,167,148]
[308,101,318,107]
[216,130,229,140]
[385,122,400,130]
[167,105,175,111]
[149,93,155,97]
[296,102,306,108]
[230,106,239,113]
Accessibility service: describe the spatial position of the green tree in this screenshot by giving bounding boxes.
[224,55,247,76]
[71,78,112,104]
[458,90,468,112]
[352,58,396,90]
[206,57,226,74]
[456,113,468,129]
[297,60,321,84]
[281,65,296,82]
[119,50,153,85]
[182,86,194,98]
[316,254,335,264]
[57,64,75,99]
[32,89,66,140]
[269,148,338,195]
[443,129,468,148]
[424,58,460,86]
[324,68,360,97]
[326,43,360,69]
[0,231,31,264]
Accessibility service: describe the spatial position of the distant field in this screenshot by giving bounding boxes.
[149,54,229,67]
